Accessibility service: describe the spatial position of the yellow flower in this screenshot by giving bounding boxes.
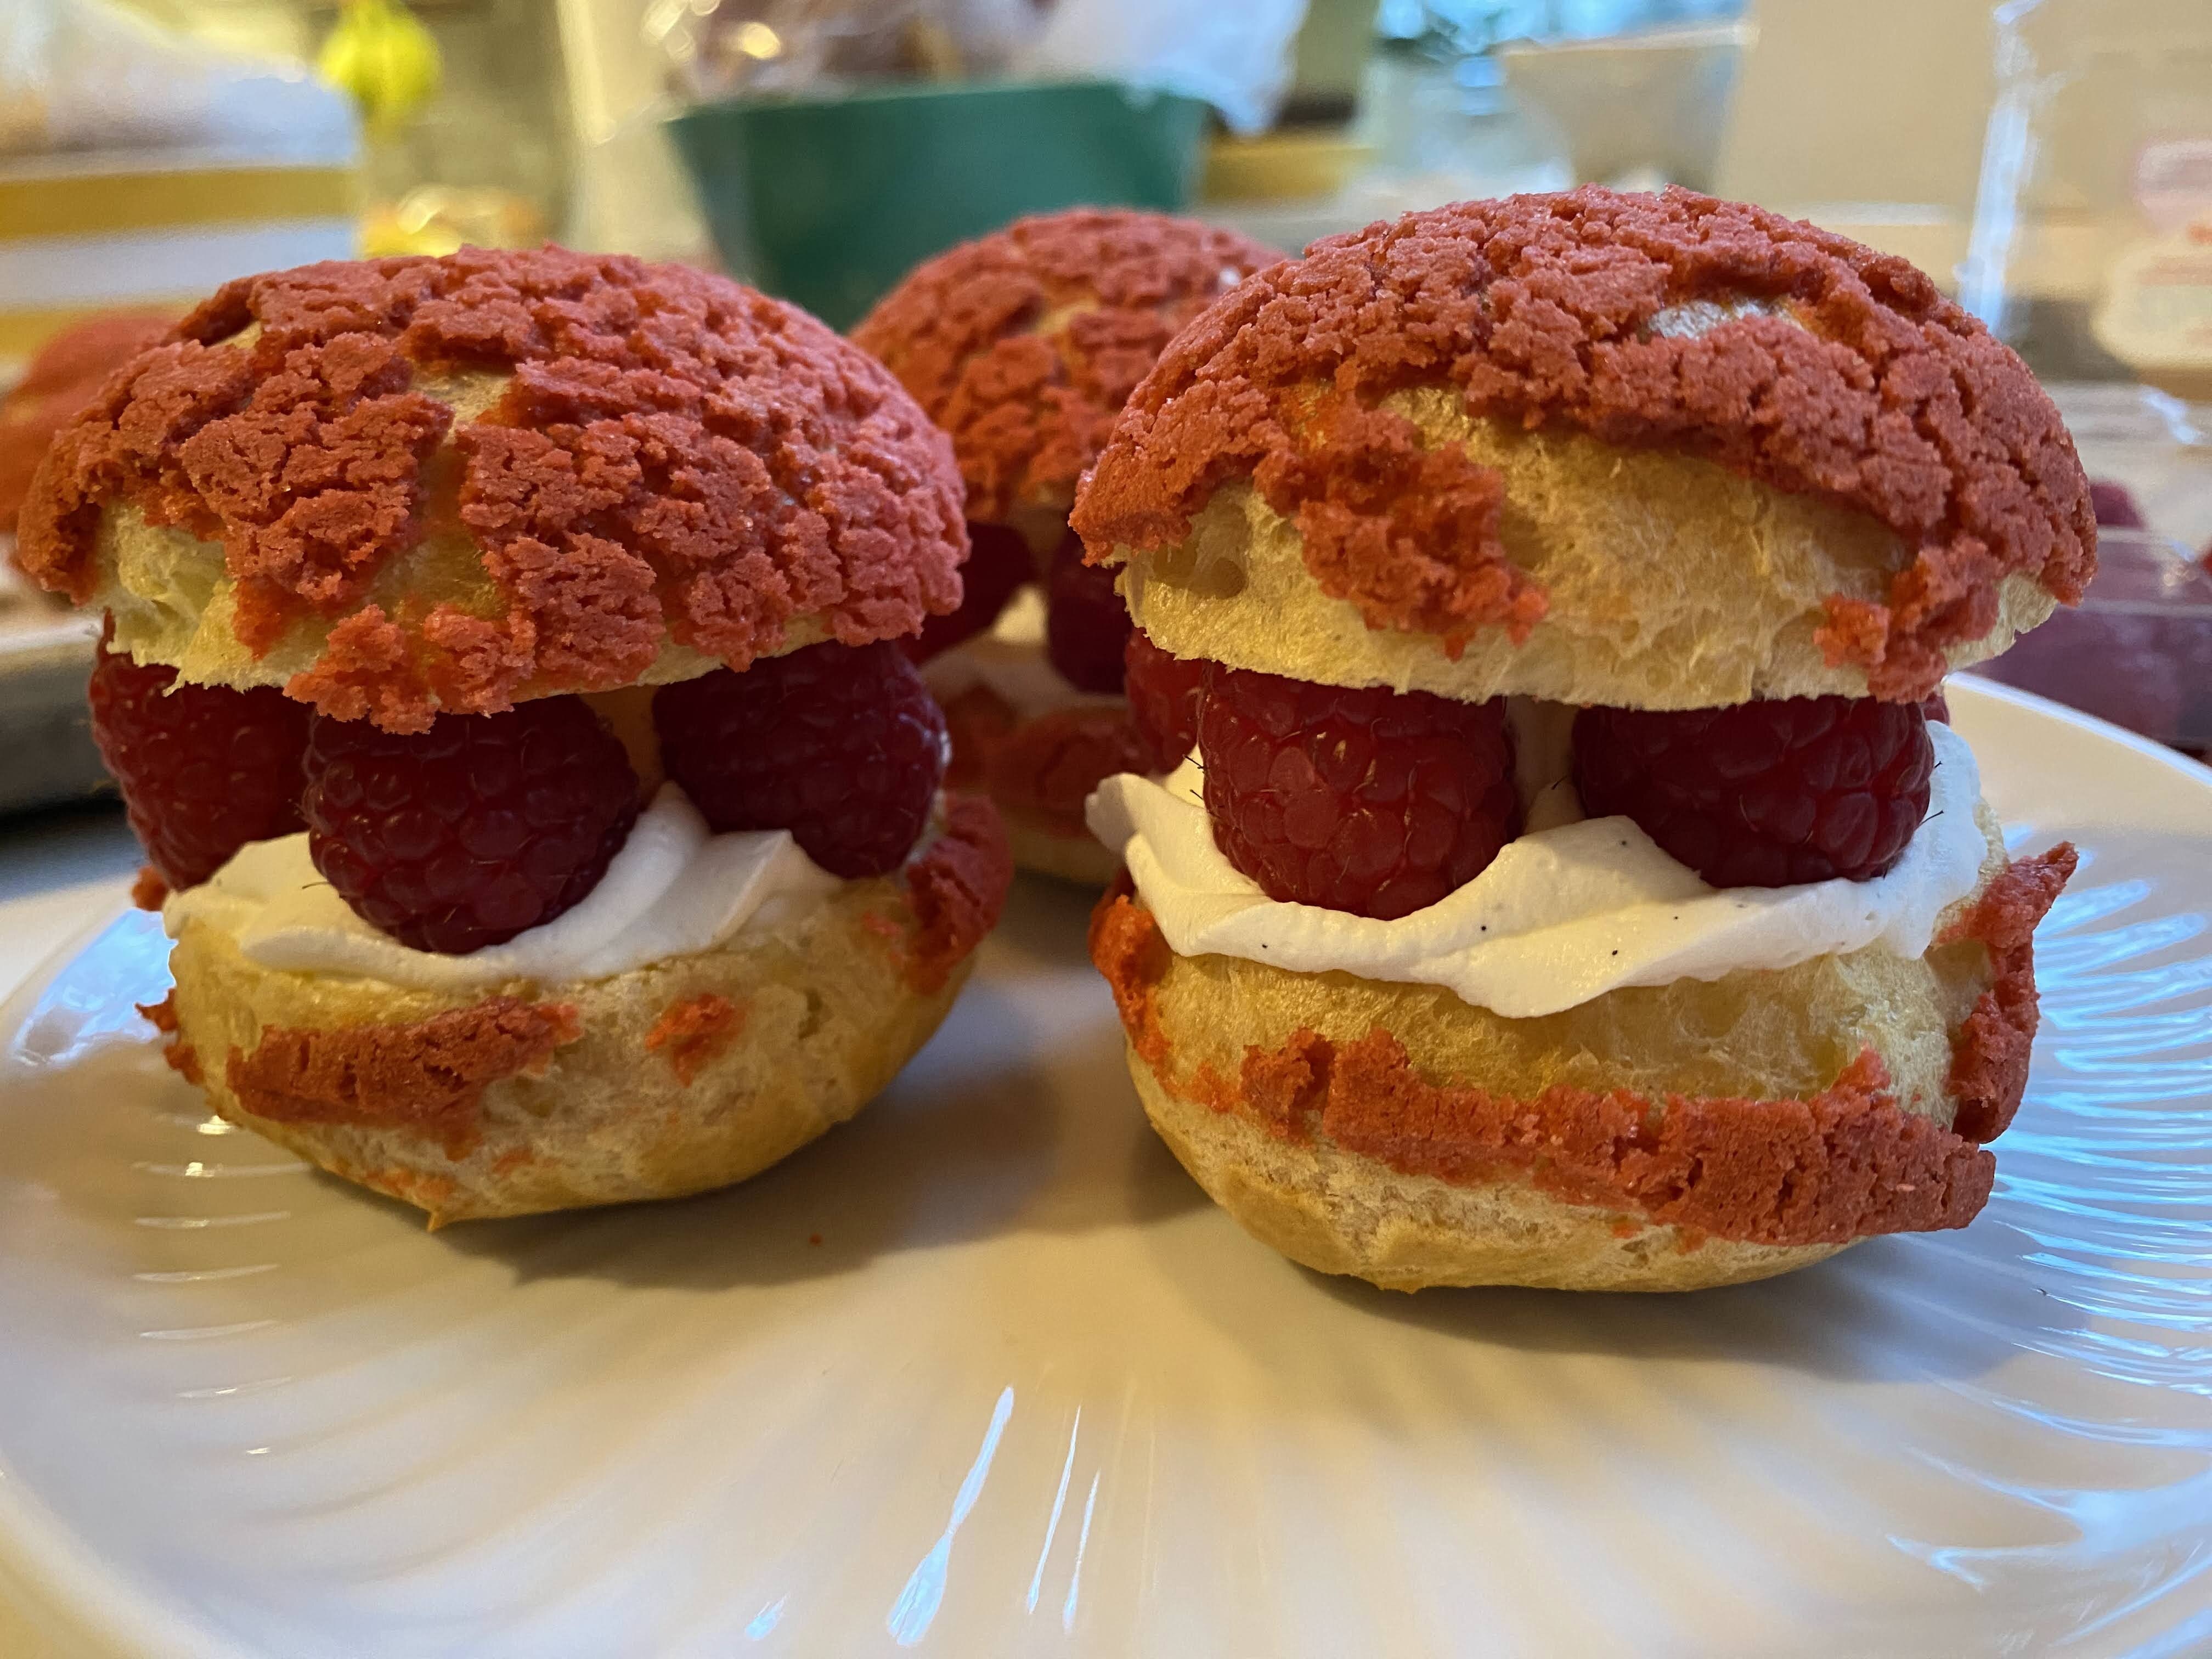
[318,0,442,137]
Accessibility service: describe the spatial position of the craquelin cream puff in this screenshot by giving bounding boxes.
[853,208,1277,883]
[1077,188,2091,1291]
[20,246,1012,1224]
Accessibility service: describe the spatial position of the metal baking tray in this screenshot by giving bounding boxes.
[0,543,106,818]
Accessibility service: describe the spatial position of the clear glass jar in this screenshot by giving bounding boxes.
[1962,0,2212,399]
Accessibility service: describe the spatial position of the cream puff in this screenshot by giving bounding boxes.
[19,246,1012,1224]
[851,208,1277,883]
[1075,188,2093,1292]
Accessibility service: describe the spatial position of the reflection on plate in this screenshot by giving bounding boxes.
[0,679,2207,1658]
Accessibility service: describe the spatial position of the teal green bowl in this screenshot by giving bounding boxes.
[667,79,1211,330]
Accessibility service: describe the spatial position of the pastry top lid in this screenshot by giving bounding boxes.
[19,246,966,732]
[1073,187,2096,701]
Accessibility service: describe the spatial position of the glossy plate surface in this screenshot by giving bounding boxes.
[1,679,2208,1658]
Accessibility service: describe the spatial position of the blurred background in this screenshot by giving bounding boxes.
[2,0,2210,830]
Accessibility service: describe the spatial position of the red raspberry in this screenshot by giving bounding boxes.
[654,640,947,878]
[2090,479,2147,529]
[1922,688,1950,725]
[1198,665,1519,920]
[1045,529,1132,695]
[302,698,639,955]
[1124,629,1206,772]
[1573,696,1932,889]
[88,635,309,890]
[905,521,1035,664]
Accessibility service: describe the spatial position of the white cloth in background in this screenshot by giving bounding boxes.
[0,0,354,162]
[1015,0,1311,135]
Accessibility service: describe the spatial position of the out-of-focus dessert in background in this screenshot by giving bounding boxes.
[1966,386,2212,758]
[0,309,183,816]
[0,311,173,535]
[853,208,1278,883]
[0,0,359,816]
[0,0,357,359]
[1972,531,2212,761]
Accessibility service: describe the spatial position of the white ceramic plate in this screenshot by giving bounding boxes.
[1,679,2209,1658]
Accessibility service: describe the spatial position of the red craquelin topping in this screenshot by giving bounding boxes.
[645,992,748,1085]
[1090,844,2076,1246]
[1942,843,2076,1141]
[1073,187,2096,697]
[19,247,967,731]
[0,311,173,534]
[1234,1028,1990,1246]
[901,794,1014,994]
[224,995,582,1160]
[852,210,1278,523]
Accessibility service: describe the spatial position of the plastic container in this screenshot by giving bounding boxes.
[667,78,1210,330]
[1968,531,2212,758]
[1496,22,1750,191]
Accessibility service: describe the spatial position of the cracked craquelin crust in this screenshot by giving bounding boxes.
[1090,840,2075,1292]
[1073,187,2096,711]
[851,209,1279,524]
[17,247,968,732]
[155,796,1012,1225]
[0,311,174,534]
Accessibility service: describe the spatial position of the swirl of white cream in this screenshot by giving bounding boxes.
[1085,723,1989,1019]
[165,785,841,993]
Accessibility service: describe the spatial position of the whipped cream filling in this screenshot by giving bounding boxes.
[1086,721,1990,1020]
[164,785,843,993]
[921,585,1122,720]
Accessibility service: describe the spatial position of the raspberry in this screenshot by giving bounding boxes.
[1198,665,1519,919]
[905,521,1035,664]
[88,633,309,890]
[654,640,946,878]
[2090,479,2147,529]
[1045,529,1132,694]
[1124,629,1205,772]
[1573,696,1932,889]
[1922,688,1950,725]
[302,697,639,955]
